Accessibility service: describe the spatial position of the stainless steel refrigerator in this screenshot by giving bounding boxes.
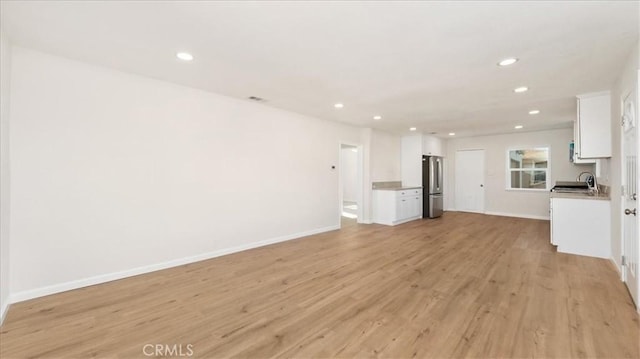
[422,155,443,218]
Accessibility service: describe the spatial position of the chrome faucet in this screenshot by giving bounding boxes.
[576,171,598,194]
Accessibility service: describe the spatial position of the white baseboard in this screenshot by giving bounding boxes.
[9,225,339,304]
[484,211,550,221]
[610,257,623,280]
[0,300,9,326]
[372,215,422,226]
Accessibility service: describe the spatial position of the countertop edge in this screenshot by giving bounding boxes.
[550,192,610,201]
[373,187,423,191]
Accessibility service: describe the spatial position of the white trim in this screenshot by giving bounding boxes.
[338,142,364,226]
[505,146,551,191]
[610,257,623,281]
[0,301,10,325]
[620,94,626,284]
[9,225,339,304]
[374,215,422,226]
[620,196,626,283]
[484,211,550,221]
[456,209,485,215]
[437,208,547,221]
[577,90,611,99]
[620,76,640,310]
[504,188,549,193]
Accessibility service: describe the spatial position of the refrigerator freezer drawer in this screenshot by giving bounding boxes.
[429,194,443,218]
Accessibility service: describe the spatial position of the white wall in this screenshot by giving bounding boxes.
[340,147,358,202]
[370,129,401,182]
[0,30,12,322]
[446,128,594,219]
[359,129,401,222]
[401,135,422,187]
[9,47,367,300]
[600,40,639,272]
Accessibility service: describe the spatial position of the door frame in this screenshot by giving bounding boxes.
[454,149,486,213]
[620,72,640,312]
[620,94,627,282]
[338,142,364,227]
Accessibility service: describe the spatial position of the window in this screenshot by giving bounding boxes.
[507,147,549,190]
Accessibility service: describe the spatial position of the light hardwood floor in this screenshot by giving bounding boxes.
[1,212,638,358]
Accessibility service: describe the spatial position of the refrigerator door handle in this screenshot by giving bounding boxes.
[436,159,440,191]
[439,158,443,192]
[429,158,435,193]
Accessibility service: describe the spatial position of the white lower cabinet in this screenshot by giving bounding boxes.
[550,197,610,259]
[374,188,423,226]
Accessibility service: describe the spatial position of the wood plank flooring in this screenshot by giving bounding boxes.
[1,212,638,358]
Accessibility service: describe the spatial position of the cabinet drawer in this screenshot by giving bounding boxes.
[397,188,423,197]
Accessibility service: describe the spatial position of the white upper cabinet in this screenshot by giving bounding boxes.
[401,135,445,187]
[575,91,611,159]
[401,135,423,187]
[422,135,444,157]
[573,116,596,164]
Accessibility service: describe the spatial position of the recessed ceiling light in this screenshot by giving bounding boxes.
[334,103,344,109]
[176,52,194,61]
[449,132,456,136]
[515,125,524,129]
[373,115,382,120]
[409,127,417,131]
[514,86,528,93]
[498,58,518,66]
[529,110,540,115]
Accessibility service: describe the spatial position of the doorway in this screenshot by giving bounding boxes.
[622,83,638,308]
[455,149,485,213]
[339,144,363,228]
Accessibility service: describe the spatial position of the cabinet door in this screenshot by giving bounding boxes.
[552,198,610,258]
[401,136,423,186]
[396,197,407,220]
[397,198,403,220]
[573,115,595,164]
[414,195,423,217]
[551,198,562,247]
[409,196,417,219]
[549,198,554,245]
[423,135,443,157]
[577,93,611,158]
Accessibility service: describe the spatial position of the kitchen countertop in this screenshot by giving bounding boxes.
[550,191,610,201]
[373,186,423,191]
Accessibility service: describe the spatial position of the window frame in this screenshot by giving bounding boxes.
[505,146,551,192]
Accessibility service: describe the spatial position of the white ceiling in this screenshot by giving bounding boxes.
[1,1,638,137]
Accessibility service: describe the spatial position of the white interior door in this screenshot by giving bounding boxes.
[455,150,485,213]
[622,85,638,308]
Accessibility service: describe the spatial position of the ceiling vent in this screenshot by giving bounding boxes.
[248,96,266,102]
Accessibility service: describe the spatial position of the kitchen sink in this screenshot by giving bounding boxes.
[551,188,596,195]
